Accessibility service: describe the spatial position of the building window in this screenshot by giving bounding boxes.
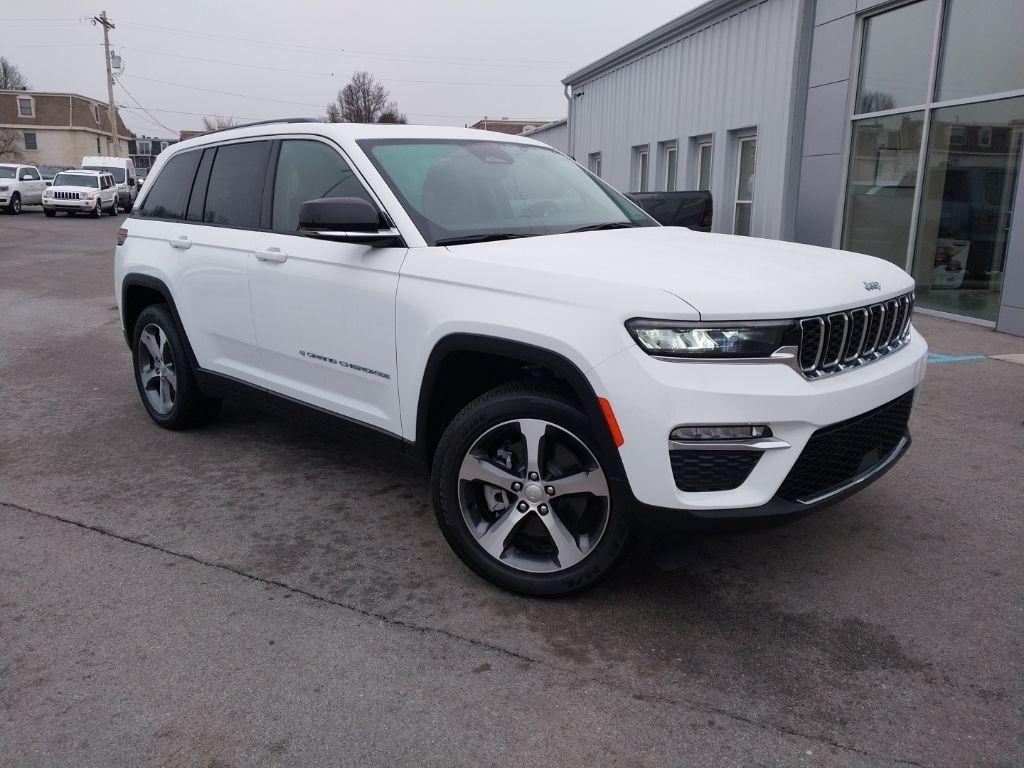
[658,140,678,191]
[96,137,102,153]
[93,104,102,124]
[842,0,1024,324]
[588,152,602,177]
[733,136,756,236]
[17,96,34,117]
[159,141,168,153]
[23,132,37,151]
[632,144,650,192]
[137,140,151,156]
[691,137,713,191]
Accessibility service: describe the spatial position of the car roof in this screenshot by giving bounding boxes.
[172,121,546,153]
[58,169,107,176]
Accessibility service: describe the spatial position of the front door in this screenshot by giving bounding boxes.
[21,167,44,204]
[248,138,406,435]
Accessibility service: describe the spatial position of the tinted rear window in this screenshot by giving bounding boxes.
[203,142,269,228]
[138,150,202,221]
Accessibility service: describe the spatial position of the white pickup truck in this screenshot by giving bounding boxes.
[0,163,46,214]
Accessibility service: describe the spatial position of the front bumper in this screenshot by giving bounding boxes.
[591,325,928,518]
[43,198,97,211]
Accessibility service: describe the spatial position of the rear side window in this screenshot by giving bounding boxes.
[203,141,269,228]
[138,150,202,220]
[186,148,215,222]
[271,139,375,232]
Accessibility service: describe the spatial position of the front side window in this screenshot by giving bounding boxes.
[23,132,37,151]
[53,173,99,188]
[202,141,269,228]
[733,136,757,236]
[17,97,33,117]
[360,139,652,246]
[855,0,938,114]
[138,150,202,220]
[272,139,375,232]
[21,166,39,180]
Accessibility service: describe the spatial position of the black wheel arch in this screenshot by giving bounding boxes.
[414,333,627,482]
[120,274,199,368]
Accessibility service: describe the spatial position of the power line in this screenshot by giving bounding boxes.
[0,42,99,48]
[118,45,557,88]
[118,20,576,67]
[115,78,175,133]
[122,73,325,108]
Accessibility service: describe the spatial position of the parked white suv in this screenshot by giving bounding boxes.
[43,170,119,217]
[0,163,45,214]
[114,121,928,595]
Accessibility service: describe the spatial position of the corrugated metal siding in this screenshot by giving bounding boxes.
[568,0,803,238]
[523,121,568,154]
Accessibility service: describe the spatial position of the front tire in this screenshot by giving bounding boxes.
[131,304,221,429]
[90,200,101,218]
[107,198,117,215]
[7,193,21,214]
[44,208,56,218]
[432,381,632,596]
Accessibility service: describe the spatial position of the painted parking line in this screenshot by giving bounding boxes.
[927,353,988,364]
[990,354,1024,366]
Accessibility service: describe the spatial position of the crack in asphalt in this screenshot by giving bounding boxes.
[1,499,928,767]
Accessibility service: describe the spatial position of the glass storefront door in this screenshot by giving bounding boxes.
[911,97,1024,321]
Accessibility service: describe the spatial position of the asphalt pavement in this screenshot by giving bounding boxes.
[2,209,1023,767]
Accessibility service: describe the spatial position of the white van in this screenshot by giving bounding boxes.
[80,155,138,212]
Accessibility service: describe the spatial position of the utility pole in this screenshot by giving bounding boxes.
[92,11,118,155]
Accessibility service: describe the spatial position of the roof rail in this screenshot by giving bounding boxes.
[204,117,322,135]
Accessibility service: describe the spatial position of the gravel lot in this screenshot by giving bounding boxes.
[2,209,1023,767]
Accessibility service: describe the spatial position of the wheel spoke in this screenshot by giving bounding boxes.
[459,454,520,490]
[476,506,529,560]
[159,377,172,409]
[156,328,169,363]
[163,365,177,392]
[548,469,609,499]
[140,330,161,361]
[518,419,547,478]
[140,366,159,390]
[540,511,584,569]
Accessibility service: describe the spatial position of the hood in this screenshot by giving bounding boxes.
[443,227,914,320]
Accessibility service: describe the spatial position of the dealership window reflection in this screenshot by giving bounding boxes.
[911,97,1024,321]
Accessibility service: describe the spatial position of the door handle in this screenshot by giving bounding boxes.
[254,247,288,264]
[168,235,192,250]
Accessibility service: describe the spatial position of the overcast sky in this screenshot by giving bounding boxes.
[1,0,704,138]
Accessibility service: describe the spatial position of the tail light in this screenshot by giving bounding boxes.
[117,227,128,246]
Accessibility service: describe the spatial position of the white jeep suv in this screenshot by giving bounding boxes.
[114,121,927,595]
[43,170,119,217]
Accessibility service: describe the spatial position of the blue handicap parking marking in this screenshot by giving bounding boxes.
[927,353,988,364]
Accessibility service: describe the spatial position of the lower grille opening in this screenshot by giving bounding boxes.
[670,450,762,492]
[778,390,914,503]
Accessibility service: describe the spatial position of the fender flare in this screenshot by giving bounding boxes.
[414,333,627,481]
[119,273,199,368]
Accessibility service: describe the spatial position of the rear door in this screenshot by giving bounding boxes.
[132,143,266,386]
[247,137,406,435]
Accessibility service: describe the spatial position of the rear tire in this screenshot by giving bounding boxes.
[44,209,56,218]
[131,303,222,430]
[432,380,632,596]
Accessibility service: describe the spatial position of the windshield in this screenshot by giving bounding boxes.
[83,165,125,183]
[358,139,654,246]
[0,167,15,179]
[54,173,99,188]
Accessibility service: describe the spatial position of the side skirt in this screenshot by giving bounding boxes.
[193,368,420,463]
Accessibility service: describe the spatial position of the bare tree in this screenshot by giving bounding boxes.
[0,57,30,90]
[201,115,240,132]
[858,90,895,114]
[0,129,24,162]
[325,71,405,124]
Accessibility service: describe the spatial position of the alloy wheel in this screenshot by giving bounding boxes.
[137,323,177,415]
[457,418,610,574]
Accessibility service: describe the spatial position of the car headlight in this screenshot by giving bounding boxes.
[0,184,9,191]
[626,319,797,359]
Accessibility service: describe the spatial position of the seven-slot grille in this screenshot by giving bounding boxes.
[52,191,83,200]
[798,292,914,378]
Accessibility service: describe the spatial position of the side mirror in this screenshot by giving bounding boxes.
[298,197,402,247]
[20,174,32,181]
[45,181,52,187]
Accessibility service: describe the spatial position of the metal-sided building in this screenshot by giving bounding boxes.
[554,0,1024,334]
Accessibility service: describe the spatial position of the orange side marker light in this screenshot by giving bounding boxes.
[598,397,624,447]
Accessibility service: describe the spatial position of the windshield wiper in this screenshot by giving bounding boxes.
[435,233,533,247]
[565,222,644,234]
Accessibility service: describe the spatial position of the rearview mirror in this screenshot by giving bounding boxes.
[298,197,402,247]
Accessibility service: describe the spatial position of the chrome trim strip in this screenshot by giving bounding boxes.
[844,307,869,362]
[799,317,825,372]
[864,303,884,356]
[794,436,909,505]
[668,437,791,452]
[652,346,800,366]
